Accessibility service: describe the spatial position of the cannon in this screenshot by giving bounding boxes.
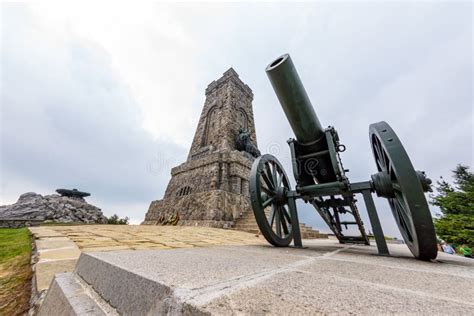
[250,54,437,260]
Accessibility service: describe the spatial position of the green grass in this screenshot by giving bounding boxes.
[0,228,33,315]
[0,228,32,264]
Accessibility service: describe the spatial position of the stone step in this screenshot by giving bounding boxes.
[300,227,321,233]
[232,229,261,235]
[235,214,256,219]
[38,272,112,316]
[232,227,326,239]
[304,233,328,239]
[302,232,325,239]
[232,222,320,232]
[234,220,257,225]
[232,211,326,239]
[232,224,259,229]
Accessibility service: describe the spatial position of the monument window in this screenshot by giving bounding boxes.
[176,186,192,197]
[202,106,217,147]
[241,178,249,196]
[237,108,248,131]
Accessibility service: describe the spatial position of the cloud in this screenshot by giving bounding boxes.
[1,5,186,223]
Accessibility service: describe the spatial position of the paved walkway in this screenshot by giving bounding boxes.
[40,239,474,315]
[29,225,263,292]
[31,225,474,315]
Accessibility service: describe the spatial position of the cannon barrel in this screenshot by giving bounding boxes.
[266,54,336,185]
[265,54,324,145]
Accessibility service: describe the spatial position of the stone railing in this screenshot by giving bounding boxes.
[0,218,43,228]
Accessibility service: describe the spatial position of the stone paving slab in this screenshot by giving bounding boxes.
[39,248,82,260]
[35,259,78,291]
[29,225,263,294]
[30,227,83,292]
[35,238,76,250]
[69,241,474,315]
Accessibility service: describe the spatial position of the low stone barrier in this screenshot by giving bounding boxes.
[0,218,43,228]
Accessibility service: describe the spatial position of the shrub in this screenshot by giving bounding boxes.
[107,214,129,225]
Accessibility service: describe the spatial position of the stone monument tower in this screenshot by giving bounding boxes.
[143,68,258,227]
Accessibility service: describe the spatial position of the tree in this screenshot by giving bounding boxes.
[430,164,474,245]
[107,214,129,225]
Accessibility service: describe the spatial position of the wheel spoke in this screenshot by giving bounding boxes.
[261,171,275,191]
[279,207,289,235]
[392,182,402,192]
[396,206,413,242]
[268,204,277,227]
[262,196,275,208]
[265,163,275,186]
[394,192,410,221]
[379,138,389,169]
[375,153,384,171]
[388,160,396,180]
[271,163,278,187]
[275,209,282,236]
[374,139,387,171]
[383,151,390,172]
[375,158,383,172]
[392,194,414,242]
[261,185,274,196]
[281,206,292,226]
[396,202,412,233]
[373,140,382,164]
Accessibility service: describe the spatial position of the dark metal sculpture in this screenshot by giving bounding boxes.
[56,188,90,199]
[236,128,261,158]
[250,54,436,260]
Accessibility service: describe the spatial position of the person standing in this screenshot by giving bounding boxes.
[442,243,456,255]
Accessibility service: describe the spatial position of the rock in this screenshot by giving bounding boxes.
[0,191,107,224]
[18,192,42,203]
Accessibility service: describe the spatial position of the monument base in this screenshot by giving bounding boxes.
[142,190,251,228]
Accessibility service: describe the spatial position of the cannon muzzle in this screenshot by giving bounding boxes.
[266,54,324,144]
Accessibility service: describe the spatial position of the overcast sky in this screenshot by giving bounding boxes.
[1,2,472,237]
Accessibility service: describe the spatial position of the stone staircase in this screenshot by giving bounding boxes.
[232,209,327,239]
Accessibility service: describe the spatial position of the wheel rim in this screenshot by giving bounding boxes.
[370,121,437,260]
[250,154,293,246]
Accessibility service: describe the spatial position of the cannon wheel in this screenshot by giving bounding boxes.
[370,121,437,260]
[250,154,294,247]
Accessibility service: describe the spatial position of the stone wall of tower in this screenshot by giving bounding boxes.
[163,152,252,199]
[143,68,258,228]
[188,68,257,161]
[143,152,253,227]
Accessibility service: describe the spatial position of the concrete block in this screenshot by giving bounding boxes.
[38,273,107,316]
[74,245,305,315]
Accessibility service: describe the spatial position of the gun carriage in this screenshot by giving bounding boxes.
[250,54,437,260]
